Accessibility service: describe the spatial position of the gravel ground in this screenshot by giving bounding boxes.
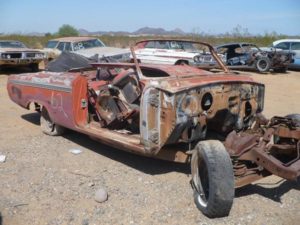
[0,69,300,225]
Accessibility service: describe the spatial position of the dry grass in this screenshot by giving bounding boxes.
[0,34,294,49]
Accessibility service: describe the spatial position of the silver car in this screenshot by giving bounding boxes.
[272,39,300,69]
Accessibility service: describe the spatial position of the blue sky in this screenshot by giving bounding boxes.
[0,0,299,35]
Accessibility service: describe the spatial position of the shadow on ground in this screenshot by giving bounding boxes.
[0,67,33,75]
[21,112,40,125]
[21,112,300,199]
[21,112,190,176]
[236,178,300,202]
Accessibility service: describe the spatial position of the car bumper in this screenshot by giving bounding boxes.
[0,58,43,66]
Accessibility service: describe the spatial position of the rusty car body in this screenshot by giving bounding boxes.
[216,43,293,73]
[0,40,45,71]
[7,42,300,218]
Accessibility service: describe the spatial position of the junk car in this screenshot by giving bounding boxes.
[43,36,130,62]
[270,39,300,69]
[7,41,300,218]
[133,39,226,67]
[0,40,44,71]
[216,43,293,73]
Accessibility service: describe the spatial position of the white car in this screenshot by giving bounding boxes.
[43,37,130,62]
[133,39,223,66]
[272,39,300,69]
[0,40,44,71]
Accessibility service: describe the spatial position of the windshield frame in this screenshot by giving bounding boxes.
[73,39,105,51]
[0,41,27,49]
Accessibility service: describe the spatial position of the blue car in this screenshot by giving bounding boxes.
[272,39,300,69]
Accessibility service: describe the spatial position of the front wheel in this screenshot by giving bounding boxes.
[40,107,65,136]
[191,140,234,218]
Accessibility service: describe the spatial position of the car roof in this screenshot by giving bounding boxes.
[0,40,23,43]
[273,39,300,45]
[49,37,98,42]
[216,43,256,48]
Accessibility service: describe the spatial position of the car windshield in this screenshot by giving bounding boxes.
[0,41,26,48]
[177,41,198,51]
[46,41,59,48]
[242,44,259,51]
[73,39,105,51]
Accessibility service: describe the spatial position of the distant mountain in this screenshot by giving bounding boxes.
[133,27,185,36]
[78,27,188,36]
[5,27,188,37]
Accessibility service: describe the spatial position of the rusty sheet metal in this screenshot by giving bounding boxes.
[225,116,300,186]
[7,72,81,130]
[140,81,264,154]
[8,72,79,92]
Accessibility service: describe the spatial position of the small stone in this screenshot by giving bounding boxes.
[69,149,82,155]
[0,155,6,163]
[88,182,95,187]
[95,188,108,203]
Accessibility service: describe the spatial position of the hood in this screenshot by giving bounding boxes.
[259,47,285,52]
[75,47,130,58]
[0,48,42,53]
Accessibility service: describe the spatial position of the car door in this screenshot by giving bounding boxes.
[290,42,300,68]
[135,41,157,63]
[273,41,291,52]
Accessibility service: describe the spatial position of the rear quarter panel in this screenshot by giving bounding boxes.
[6,72,84,130]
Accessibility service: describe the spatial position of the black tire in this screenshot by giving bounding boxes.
[286,114,300,127]
[40,107,65,136]
[30,63,39,72]
[255,56,271,72]
[191,140,234,218]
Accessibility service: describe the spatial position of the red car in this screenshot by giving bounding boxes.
[7,42,300,218]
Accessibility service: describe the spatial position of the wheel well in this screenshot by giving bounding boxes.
[27,101,42,112]
[175,60,189,65]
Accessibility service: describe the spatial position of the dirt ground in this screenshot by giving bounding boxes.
[0,69,299,225]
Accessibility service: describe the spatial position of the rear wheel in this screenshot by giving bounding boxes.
[191,140,234,218]
[40,107,65,136]
[255,56,271,72]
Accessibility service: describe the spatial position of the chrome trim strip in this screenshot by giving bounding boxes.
[9,80,72,93]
